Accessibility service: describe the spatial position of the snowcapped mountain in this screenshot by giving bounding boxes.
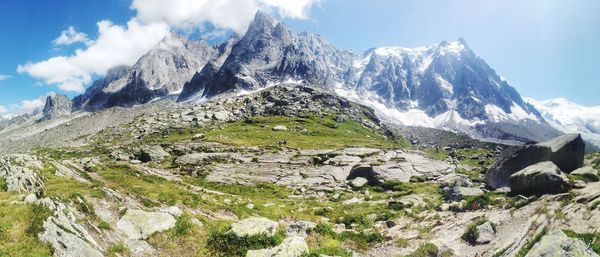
[525,97,600,147]
[176,11,558,144]
[71,11,561,145]
[73,33,216,110]
[177,11,355,101]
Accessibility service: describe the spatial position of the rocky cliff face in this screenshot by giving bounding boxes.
[73,33,216,110]
[39,93,72,122]
[178,11,355,101]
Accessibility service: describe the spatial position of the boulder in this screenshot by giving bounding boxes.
[245,236,308,257]
[116,209,176,240]
[525,230,599,257]
[347,164,383,185]
[509,162,570,195]
[272,125,288,131]
[388,194,426,209]
[285,221,317,237]
[475,221,495,244]
[446,187,484,201]
[135,145,170,162]
[192,133,205,141]
[486,134,584,189]
[350,177,368,188]
[537,133,585,173]
[231,217,278,237]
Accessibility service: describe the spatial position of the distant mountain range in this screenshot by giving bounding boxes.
[525,97,600,148]
[5,11,598,148]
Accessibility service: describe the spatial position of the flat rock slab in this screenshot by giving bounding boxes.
[117,209,176,240]
[231,217,278,237]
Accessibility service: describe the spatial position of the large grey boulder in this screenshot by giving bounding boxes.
[347,164,383,185]
[245,236,308,257]
[135,145,170,163]
[486,134,584,189]
[285,221,317,237]
[509,162,570,195]
[525,230,599,257]
[116,209,176,240]
[231,217,278,237]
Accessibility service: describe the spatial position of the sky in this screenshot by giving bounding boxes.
[1,0,599,115]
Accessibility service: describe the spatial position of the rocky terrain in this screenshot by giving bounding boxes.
[0,84,599,257]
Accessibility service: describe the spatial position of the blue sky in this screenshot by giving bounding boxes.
[1,0,599,114]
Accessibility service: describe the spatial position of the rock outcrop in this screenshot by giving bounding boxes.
[39,93,72,122]
[485,133,585,189]
[525,230,599,257]
[231,217,279,237]
[116,209,176,240]
[39,199,103,257]
[0,155,45,196]
[509,162,570,195]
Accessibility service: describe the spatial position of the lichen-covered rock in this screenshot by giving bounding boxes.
[285,221,317,237]
[39,199,103,257]
[509,162,570,195]
[245,237,308,257]
[231,217,278,237]
[0,155,45,196]
[525,230,599,257]
[135,145,171,162]
[116,209,176,240]
[475,221,495,244]
[446,186,484,201]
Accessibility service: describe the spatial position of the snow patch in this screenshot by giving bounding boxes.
[526,97,600,147]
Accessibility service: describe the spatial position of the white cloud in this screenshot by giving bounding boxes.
[18,19,170,92]
[18,0,320,93]
[0,105,7,113]
[53,26,93,46]
[0,74,12,81]
[131,0,321,33]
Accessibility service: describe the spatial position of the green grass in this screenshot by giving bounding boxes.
[200,115,408,150]
[96,164,205,208]
[403,242,452,257]
[206,224,284,257]
[515,229,547,257]
[301,246,352,257]
[108,242,127,257]
[309,224,385,250]
[0,194,53,257]
[98,221,112,230]
[175,214,194,236]
[0,177,7,191]
[563,230,600,254]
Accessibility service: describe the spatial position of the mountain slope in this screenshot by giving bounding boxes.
[526,97,600,148]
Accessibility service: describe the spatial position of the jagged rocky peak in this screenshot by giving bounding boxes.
[73,32,216,110]
[178,10,356,101]
[39,93,72,122]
